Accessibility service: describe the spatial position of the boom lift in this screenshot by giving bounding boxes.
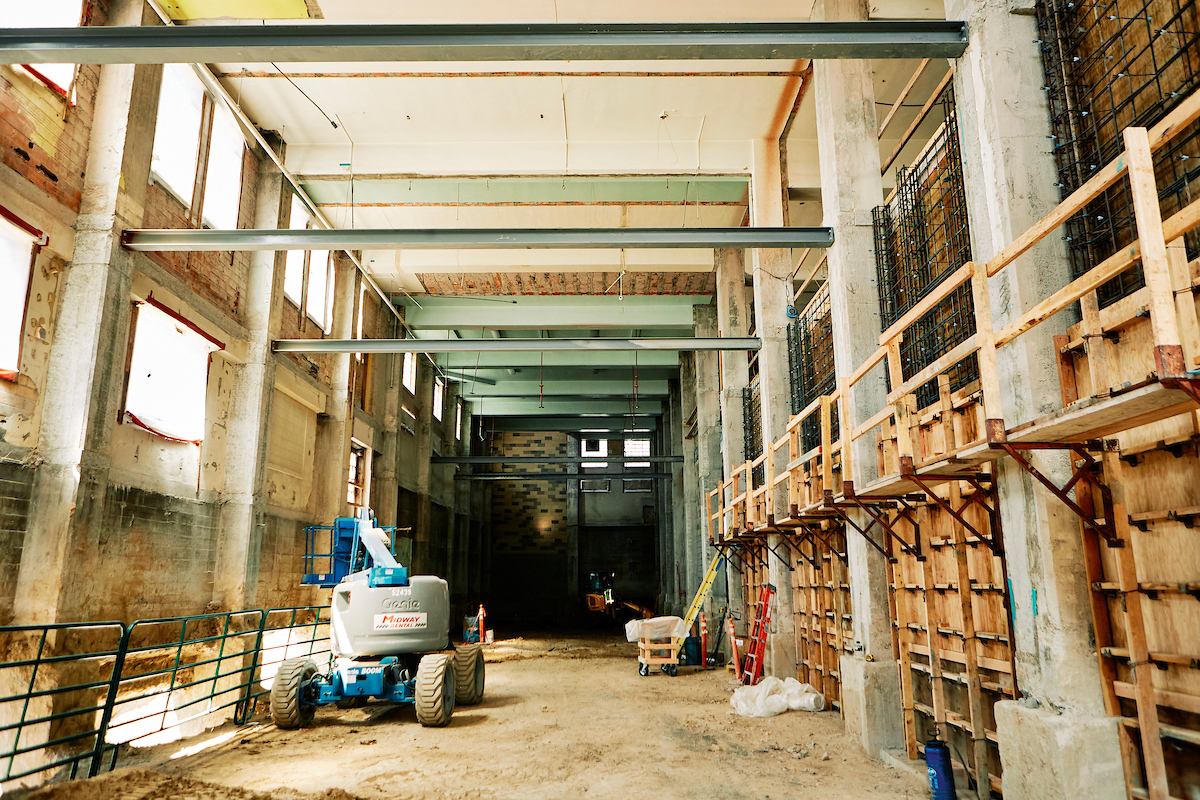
[270,509,484,728]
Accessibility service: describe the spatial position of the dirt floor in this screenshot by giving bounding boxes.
[20,635,928,800]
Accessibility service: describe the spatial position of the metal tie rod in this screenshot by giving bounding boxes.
[2,22,969,64]
[273,337,760,354]
[121,227,834,252]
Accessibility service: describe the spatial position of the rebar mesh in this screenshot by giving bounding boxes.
[1038,0,1200,307]
[874,85,979,409]
[786,285,841,452]
[742,382,765,485]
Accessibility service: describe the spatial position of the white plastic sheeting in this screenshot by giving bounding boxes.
[730,677,825,717]
[625,615,687,642]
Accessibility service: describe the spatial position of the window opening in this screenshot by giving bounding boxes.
[581,479,611,493]
[582,438,608,469]
[402,352,417,393]
[151,64,206,203]
[0,212,39,379]
[433,376,445,421]
[305,250,332,332]
[200,101,245,230]
[348,442,369,507]
[123,301,221,443]
[284,200,309,304]
[623,438,651,468]
[10,1,83,98]
[455,399,464,440]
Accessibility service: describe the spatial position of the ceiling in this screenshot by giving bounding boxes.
[176,0,951,433]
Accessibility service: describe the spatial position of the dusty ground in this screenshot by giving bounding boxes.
[22,635,927,800]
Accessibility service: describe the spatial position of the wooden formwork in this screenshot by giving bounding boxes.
[788,525,852,711]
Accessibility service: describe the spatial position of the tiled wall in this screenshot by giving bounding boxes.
[489,432,570,555]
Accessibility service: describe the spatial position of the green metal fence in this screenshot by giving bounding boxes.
[0,605,330,790]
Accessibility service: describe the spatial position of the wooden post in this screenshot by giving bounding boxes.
[788,424,801,513]
[949,481,989,794]
[938,373,956,458]
[820,395,833,492]
[1080,291,1109,396]
[1101,450,1168,800]
[969,262,1005,441]
[1166,236,1200,432]
[1052,334,1080,408]
[918,503,950,741]
[838,378,854,492]
[1123,126,1186,378]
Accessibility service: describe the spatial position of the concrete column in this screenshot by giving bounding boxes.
[669,378,692,613]
[412,359,435,573]
[212,135,288,611]
[715,254,750,625]
[12,0,158,624]
[693,305,726,613]
[565,436,580,609]
[750,141,798,680]
[372,327,403,527]
[947,0,1123,794]
[813,0,902,755]
[659,391,677,612]
[313,256,359,522]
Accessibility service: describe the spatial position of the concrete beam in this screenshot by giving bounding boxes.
[274,337,760,354]
[402,296,711,331]
[432,455,680,463]
[122,226,833,251]
[462,379,670,398]
[5,22,970,64]
[438,351,681,368]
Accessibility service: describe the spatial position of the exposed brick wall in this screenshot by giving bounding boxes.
[0,50,101,216]
[0,461,33,625]
[138,145,258,323]
[489,432,570,555]
[279,299,334,387]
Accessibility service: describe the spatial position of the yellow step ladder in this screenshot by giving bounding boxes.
[679,551,725,648]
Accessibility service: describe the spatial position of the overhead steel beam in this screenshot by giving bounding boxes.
[462,379,671,397]
[402,295,708,330]
[456,472,671,481]
[440,351,681,368]
[122,227,833,252]
[473,399,662,416]
[483,417,658,433]
[433,455,681,464]
[274,337,759,353]
[3,22,969,65]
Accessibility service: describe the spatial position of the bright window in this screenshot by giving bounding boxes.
[455,399,463,440]
[624,438,651,468]
[347,442,369,507]
[123,303,220,444]
[10,1,82,96]
[433,377,445,421]
[305,250,332,331]
[284,200,308,303]
[0,214,36,377]
[151,64,205,202]
[201,102,245,230]
[402,352,417,393]
[582,438,607,469]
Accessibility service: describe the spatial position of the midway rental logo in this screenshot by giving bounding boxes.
[373,612,428,631]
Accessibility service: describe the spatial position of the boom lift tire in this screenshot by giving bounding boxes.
[415,653,456,727]
[271,658,319,729]
[453,644,485,705]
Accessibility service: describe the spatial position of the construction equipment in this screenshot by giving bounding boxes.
[270,509,484,729]
[740,584,775,685]
[584,571,653,621]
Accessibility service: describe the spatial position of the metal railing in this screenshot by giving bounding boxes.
[1,605,330,790]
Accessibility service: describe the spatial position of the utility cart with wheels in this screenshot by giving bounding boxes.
[269,509,485,729]
[625,615,687,677]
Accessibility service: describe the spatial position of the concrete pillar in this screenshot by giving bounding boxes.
[12,0,158,624]
[372,321,403,527]
[669,378,692,613]
[313,256,359,522]
[750,141,799,680]
[947,0,1123,794]
[692,305,726,613]
[565,436,580,608]
[715,254,750,624]
[659,390,678,612]
[813,0,903,755]
[212,135,288,611]
[412,359,435,573]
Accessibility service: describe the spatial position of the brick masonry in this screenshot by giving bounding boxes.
[489,431,570,556]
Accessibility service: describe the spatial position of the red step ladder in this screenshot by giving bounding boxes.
[741,584,775,685]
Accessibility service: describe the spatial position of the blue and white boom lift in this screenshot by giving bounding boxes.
[270,509,484,728]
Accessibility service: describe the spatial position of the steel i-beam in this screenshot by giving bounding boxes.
[2,22,970,65]
[273,337,760,354]
[121,227,835,252]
